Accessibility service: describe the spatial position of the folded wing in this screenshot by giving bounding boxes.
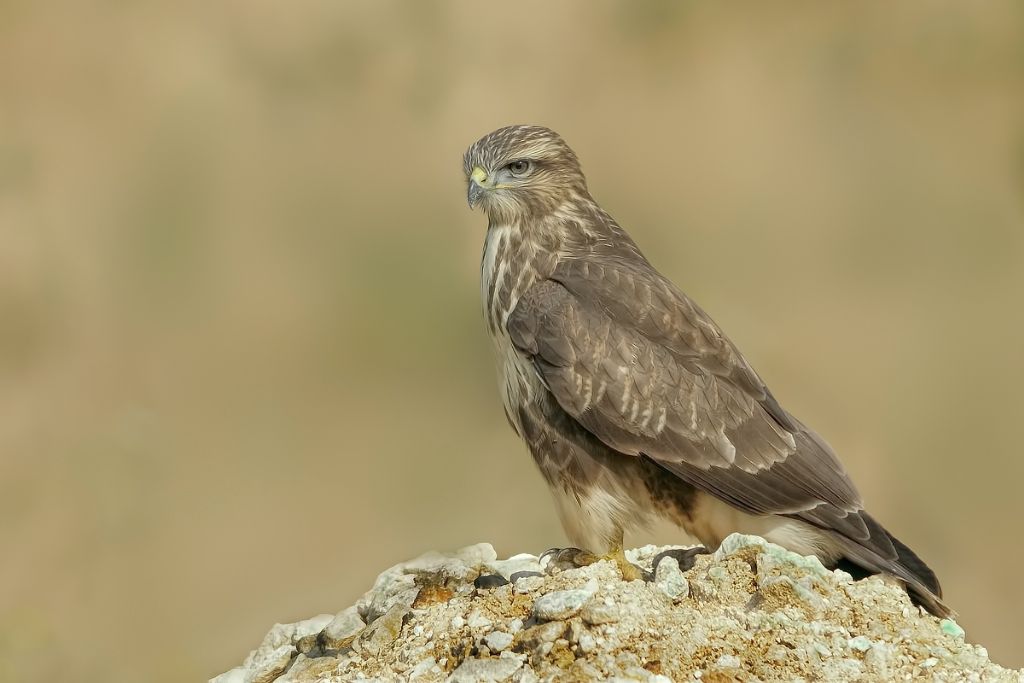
[506,257,944,612]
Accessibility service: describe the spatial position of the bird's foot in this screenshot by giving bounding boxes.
[651,546,709,575]
[611,551,647,582]
[540,546,646,582]
[540,547,600,572]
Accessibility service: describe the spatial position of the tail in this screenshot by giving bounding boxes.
[832,512,952,618]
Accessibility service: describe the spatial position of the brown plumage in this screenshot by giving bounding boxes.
[464,124,948,617]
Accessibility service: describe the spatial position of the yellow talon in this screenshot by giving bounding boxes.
[603,544,644,581]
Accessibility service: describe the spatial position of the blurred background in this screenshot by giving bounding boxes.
[1,1,1022,681]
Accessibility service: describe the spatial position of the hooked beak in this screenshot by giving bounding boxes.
[467,166,489,208]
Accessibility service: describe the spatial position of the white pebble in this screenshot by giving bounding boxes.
[716,654,741,668]
[466,610,492,629]
[533,586,596,621]
[483,631,514,652]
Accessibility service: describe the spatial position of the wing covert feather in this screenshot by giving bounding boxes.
[506,265,863,524]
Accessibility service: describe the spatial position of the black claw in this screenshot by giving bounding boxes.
[633,564,655,582]
[540,546,599,572]
[474,573,510,590]
[651,546,709,576]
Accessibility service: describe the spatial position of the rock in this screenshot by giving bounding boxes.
[290,614,334,655]
[716,653,741,668]
[275,654,338,683]
[864,640,895,677]
[580,597,620,625]
[653,555,689,601]
[242,643,294,683]
[512,574,544,593]
[831,657,864,678]
[220,614,335,683]
[323,610,368,651]
[209,667,245,683]
[352,601,408,656]
[212,539,1022,683]
[474,574,510,590]
[531,579,597,621]
[454,543,499,566]
[848,635,873,652]
[466,609,492,629]
[356,575,417,625]
[357,543,496,623]
[515,620,566,650]
[576,630,597,654]
[483,553,543,580]
[408,657,440,681]
[942,619,967,638]
[510,664,539,683]
[713,532,770,562]
[447,653,525,682]
[483,631,514,652]
[757,574,827,615]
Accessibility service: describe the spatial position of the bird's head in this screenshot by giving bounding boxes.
[464,125,587,222]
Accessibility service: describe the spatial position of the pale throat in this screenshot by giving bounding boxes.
[479,203,573,337]
[480,222,524,336]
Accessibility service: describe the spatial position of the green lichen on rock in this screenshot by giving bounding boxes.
[942,618,967,639]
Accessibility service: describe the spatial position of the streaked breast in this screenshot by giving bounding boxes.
[480,224,544,433]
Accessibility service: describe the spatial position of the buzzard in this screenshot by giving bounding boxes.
[464,124,947,617]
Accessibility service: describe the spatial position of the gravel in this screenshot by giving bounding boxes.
[211,534,1023,682]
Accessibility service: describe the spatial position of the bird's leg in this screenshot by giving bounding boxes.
[541,521,647,580]
[603,539,645,582]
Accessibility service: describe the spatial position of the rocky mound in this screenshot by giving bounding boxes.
[212,534,1020,682]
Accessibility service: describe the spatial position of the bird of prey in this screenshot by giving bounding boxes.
[463,124,948,617]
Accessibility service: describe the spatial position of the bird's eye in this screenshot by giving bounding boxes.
[507,160,532,177]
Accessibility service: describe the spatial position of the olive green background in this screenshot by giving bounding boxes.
[1,2,1021,681]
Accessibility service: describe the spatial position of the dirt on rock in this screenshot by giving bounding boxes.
[212,535,1021,682]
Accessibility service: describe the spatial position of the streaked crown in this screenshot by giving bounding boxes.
[464,125,588,219]
[463,126,578,176]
